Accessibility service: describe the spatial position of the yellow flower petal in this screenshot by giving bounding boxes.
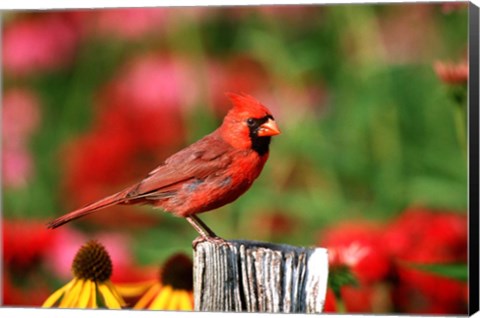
[166,290,182,310]
[98,282,122,309]
[115,280,157,298]
[41,279,75,308]
[178,290,194,311]
[149,285,173,310]
[104,280,126,307]
[88,280,97,308]
[59,278,83,308]
[133,283,162,309]
[77,279,92,308]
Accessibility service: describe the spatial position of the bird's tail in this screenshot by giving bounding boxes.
[47,188,131,229]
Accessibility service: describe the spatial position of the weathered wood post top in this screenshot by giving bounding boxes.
[193,239,329,313]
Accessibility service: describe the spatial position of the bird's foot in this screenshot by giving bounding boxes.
[192,235,230,249]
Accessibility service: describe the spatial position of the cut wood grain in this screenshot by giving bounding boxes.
[193,239,329,313]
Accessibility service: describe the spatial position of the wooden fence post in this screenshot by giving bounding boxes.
[193,239,329,313]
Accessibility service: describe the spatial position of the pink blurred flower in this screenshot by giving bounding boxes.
[434,60,468,85]
[3,220,154,306]
[93,8,168,40]
[2,88,41,145]
[2,88,41,188]
[440,2,468,14]
[172,6,213,22]
[329,242,371,269]
[46,226,147,283]
[378,4,440,64]
[2,146,34,188]
[61,54,193,219]
[97,54,195,151]
[223,5,321,22]
[109,54,197,110]
[259,84,328,125]
[48,227,157,288]
[206,55,326,124]
[258,5,324,23]
[3,13,80,76]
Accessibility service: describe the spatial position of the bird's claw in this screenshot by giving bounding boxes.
[192,235,230,249]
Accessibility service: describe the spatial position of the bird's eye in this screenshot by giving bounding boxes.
[246,118,255,127]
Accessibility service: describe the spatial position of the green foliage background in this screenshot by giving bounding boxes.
[3,3,468,266]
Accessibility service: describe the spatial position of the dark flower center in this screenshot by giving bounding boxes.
[160,253,193,291]
[72,240,112,282]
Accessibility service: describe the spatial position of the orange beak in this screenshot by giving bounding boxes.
[257,118,281,137]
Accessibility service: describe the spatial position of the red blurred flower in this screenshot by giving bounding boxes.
[3,219,58,271]
[207,55,271,115]
[322,288,338,312]
[339,285,374,313]
[3,13,80,76]
[318,220,393,313]
[392,267,467,314]
[207,54,327,126]
[320,221,391,284]
[323,280,392,313]
[99,54,194,150]
[250,211,299,241]
[61,54,193,225]
[61,115,170,225]
[433,60,468,85]
[63,128,135,198]
[224,5,321,23]
[383,207,468,314]
[60,126,162,225]
[257,5,324,23]
[383,207,467,263]
[320,208,468,314]
[318,221,392,313]
[440,2,468,14]
[2,219,60,306]
[2,271,52,307]
[93,8,168,40]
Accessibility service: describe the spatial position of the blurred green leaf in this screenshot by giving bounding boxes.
[328,265,359,299]
[408,263,468,281]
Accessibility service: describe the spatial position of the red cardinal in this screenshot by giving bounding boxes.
[48,93,280,241]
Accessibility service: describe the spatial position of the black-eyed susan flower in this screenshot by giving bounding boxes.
[116,253,194,310]
[42,240,126,309]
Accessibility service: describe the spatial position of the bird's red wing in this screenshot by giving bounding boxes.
[126,132,234,199]
[47,134,233,229]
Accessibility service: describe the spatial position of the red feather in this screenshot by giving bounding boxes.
[47,93,280,238]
